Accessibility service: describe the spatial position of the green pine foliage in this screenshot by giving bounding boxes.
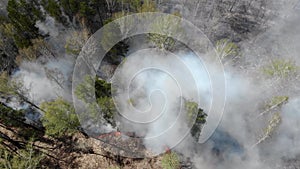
[0,102,25,128]
[95,78,112,98]
[97,96,116,127]
[258,96,289,117]
[75,76,117,127]
[253,112,282,148]
[100,18,129,64]
[40,98,80,137]
[42,0,65,24]
[0,71,17,97]
[7,0,44,48]
[147,12,182,51]
[42,0,107,30]
[263,59,298,78]
[215,39,239,60]
[0,20,18,72]
[266,96,289,109]
[0,142,44,169]
[60,0,80,20]
[108,166,121,169]
[75,75,97,103]
[94,78,116,127]
[185,101,207,142]
[65,29,90,55]
[161,152,180,169]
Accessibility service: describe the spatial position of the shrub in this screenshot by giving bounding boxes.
[41,98,80,137]
[0,142,44,169]
[266,96,289,109]
[215,39,239,60]
[161,152,180,169]
[185,101,207,141]
[263,59,298,78]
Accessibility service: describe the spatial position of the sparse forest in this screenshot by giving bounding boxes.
[0,0,300,168]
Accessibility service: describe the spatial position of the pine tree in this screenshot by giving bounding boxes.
[185,101,207,142]
[41,98,80,137]
[0,16,18,72]
[7,0,44,48]
[42,0,66,24]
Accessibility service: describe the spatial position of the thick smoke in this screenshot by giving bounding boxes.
[36,16,59,37]
[112,49,201,154]
[12,16,76,105]
[173,1,300,168]
[272,98,300,158]
[109,0,300,168]
[13,57,74,104]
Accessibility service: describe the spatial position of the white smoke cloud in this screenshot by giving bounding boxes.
[11,16,78,106]
[36,16,59,37]
[13,56,74,104]
[112,49,201,154]
[175,1,300,168]
[263,97,300,159]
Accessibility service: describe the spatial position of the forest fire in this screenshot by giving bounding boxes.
[1,0,299,168]
[97,131,122,139]
[97,131,146,140]
[164,146,171,154]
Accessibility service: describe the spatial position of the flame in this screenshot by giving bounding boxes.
[165,146,171,154]
[114,131,121,137]
[97,131,122,139]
